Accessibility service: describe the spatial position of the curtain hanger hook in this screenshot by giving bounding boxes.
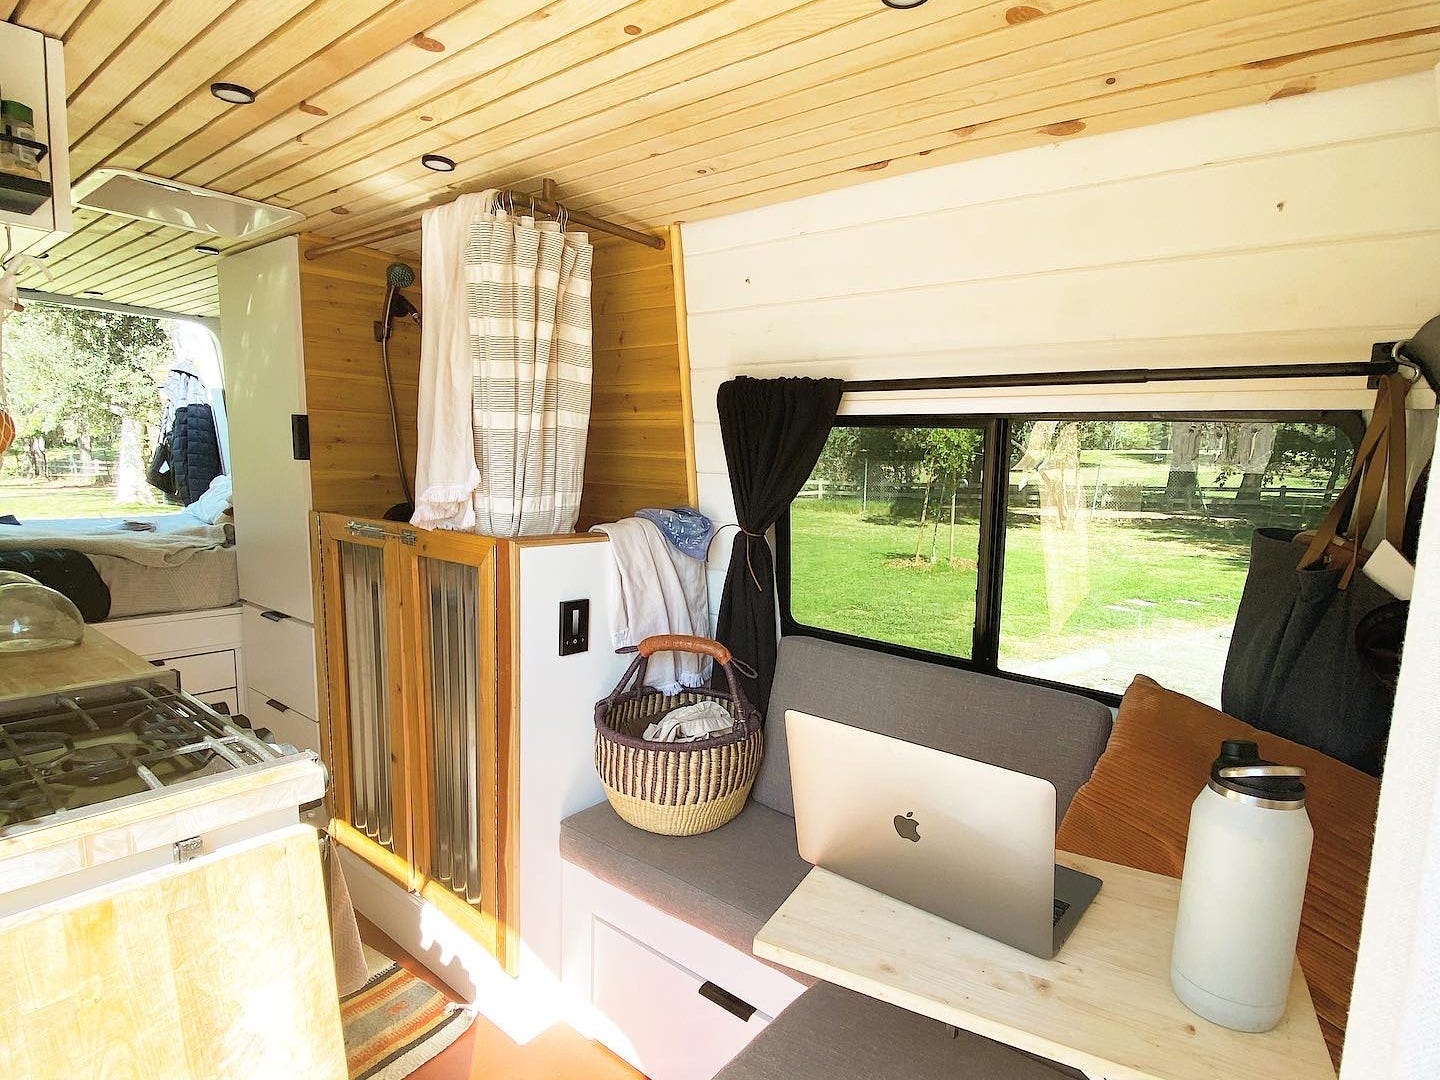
[1390,340,1423,386]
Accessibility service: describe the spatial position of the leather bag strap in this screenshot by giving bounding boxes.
[1298,373,1408,588]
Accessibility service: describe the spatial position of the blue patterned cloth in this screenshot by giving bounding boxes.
[635,507,716,560]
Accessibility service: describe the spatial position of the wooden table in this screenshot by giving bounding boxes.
[754,852,1336,1080]
[0,628,157,704]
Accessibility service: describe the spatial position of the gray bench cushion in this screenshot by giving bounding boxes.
[757,636,1114,821]
[716,982,1083,1080]
[560,798,814,976]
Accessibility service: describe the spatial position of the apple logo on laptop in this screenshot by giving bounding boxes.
[893,811,920,843]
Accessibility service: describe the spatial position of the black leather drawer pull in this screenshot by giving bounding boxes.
[698,981,756,1022]
[260,609,289,622]
[265,698,290,713]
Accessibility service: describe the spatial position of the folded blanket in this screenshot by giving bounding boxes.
[0,511,229,567]
[591,517,711,693]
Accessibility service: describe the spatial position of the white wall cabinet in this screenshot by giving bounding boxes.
[218,237,314,623]
[0,22,70,253]
[217,236,320,738]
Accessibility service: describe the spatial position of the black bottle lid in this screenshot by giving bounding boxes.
[1208,740,1307,807]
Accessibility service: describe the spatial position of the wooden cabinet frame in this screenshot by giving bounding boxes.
[314,513,517,972]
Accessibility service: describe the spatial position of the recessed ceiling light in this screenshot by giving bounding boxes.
[194,244,221,255]
[421,153,456,172]
[881,0,928,7]
[210,82,257,105]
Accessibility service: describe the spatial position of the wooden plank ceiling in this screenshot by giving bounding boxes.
[8,0,1440,318]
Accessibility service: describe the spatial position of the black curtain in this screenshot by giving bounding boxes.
[711,376,844,713]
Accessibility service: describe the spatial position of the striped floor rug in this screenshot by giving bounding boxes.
[341,950,473,1080]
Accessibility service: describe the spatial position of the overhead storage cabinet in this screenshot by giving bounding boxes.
[0,22,69,251]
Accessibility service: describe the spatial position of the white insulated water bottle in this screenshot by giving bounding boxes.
[1170,739,1313,1032]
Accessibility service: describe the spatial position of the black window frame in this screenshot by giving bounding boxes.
[777,409,1365,707]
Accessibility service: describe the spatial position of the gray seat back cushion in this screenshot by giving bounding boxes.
[757,636,1113,822]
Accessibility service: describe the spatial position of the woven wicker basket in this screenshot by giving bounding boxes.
[594,635,763,836]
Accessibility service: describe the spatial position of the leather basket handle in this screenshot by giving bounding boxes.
[638,634,732,665]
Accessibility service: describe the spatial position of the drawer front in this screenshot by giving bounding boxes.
[160,649,237,695]
[592,919,770,1080]
[247,690,322,760]
[242,604,318,721]
[96,608,242,658]
[197,688,240,716]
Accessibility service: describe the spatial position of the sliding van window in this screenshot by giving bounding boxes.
[779,415,1358,707]
[788,424,987,659]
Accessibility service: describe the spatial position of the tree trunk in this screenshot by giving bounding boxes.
[78,434,95,485]
[1166,422,1202,510]
[1236,423,1277,507]
[114,417,155,506]
[914,479,931,558]
[949,483,957,563]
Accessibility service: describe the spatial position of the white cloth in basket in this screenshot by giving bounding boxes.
[642,700,734,744]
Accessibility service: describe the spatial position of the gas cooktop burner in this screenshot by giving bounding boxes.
[0,676,292,835]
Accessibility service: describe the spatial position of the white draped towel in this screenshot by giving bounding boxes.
[591,518,711,694]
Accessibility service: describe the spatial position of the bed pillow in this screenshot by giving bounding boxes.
[1056,674,1379,1069]
[188,474,233,525]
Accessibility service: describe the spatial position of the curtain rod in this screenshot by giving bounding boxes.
[303,180,666,261]
[842,353,1435,395]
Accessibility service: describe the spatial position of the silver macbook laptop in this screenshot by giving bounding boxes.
[786,709,1101,959]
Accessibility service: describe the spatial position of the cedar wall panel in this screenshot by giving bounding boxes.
[579,227,696,530]
[298,232,695,526]
[299,242,421,518]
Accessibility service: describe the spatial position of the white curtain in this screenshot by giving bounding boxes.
[411,190,595,535]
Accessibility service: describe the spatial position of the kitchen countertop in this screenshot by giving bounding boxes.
[0,628,158,705]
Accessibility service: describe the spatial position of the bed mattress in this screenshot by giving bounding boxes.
[0,512,240,618]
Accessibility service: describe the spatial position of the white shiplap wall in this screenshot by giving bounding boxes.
[682,70,1440,606]
[680,68,1440,1075]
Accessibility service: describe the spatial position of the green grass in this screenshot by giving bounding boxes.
[789,497,1253,664]
[0,477,163,520]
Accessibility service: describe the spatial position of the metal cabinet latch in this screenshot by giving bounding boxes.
[174,836,203,863]
[345,520,417,545]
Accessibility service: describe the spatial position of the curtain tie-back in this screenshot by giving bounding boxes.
[739,528,765,591]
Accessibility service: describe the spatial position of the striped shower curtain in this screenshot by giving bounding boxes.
[412,190,595,536]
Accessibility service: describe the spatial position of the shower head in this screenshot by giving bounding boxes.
[376,262,421,342]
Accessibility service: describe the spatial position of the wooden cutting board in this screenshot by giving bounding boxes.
[0,628,157,704]
[0,824,346,1079]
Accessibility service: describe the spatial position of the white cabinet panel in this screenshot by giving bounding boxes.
[162,649,237,695]
[197,688,240,716]
[247,692,321,759]
[591,918,770,1080]
[94,608,242,660]
[219,236,314,622]
[241,604,318,721]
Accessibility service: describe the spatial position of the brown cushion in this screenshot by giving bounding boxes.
[1056,674,1378,1071]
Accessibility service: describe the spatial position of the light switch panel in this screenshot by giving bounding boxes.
[559,598,589,656]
